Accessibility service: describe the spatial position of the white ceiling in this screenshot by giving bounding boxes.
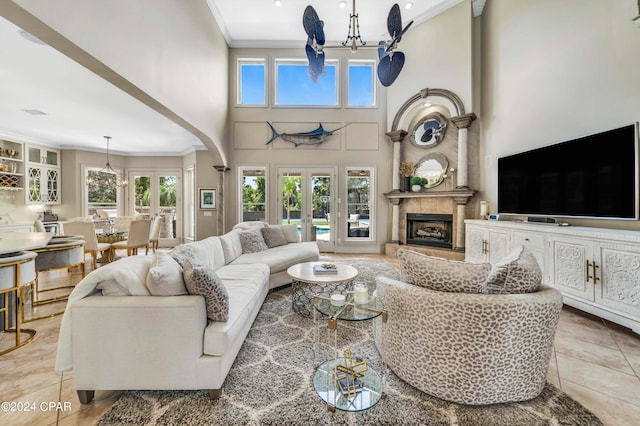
[208,0,484,48]
[0,0,484,156]
[0,16,202,156]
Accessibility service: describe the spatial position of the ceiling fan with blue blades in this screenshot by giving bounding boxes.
[303,1,413,87]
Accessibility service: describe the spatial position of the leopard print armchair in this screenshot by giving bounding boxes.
[374,276,563,405]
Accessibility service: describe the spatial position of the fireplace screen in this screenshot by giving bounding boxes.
[406,213,453,249]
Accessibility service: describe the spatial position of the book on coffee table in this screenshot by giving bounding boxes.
[313,263,338,274]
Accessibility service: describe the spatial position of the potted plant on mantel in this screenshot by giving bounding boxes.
[410,176,428,192]
[400,161,414,192]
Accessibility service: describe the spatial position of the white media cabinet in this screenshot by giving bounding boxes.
[465,219,640,334]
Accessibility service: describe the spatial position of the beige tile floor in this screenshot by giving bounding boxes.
[1,253,639,426]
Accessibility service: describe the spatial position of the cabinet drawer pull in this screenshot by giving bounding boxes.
[524,238,530,242]
[586,260,593,283]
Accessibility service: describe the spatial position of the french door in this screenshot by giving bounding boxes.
[128,169,181,247]
[277,167,336,252]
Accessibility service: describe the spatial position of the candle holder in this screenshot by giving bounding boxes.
[354,281,368,304]
[480,201,489,219]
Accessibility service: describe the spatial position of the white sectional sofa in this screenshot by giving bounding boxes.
[55,222,319,403]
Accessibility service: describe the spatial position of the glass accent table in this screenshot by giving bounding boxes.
[312,292,387,412]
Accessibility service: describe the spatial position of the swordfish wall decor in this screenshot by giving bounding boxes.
[265,122,349,147]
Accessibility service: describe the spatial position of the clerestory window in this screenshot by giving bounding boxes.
[237,58,266,106]
[274,59,339,107]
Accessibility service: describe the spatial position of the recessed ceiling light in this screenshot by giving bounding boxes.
[338,1,347,8]
[274,0,282,6]
[405,2,414,9]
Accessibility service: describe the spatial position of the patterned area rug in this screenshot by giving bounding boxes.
[98,258,602,426]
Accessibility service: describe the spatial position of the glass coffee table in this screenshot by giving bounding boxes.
[287,261,358,318]
[312,291,387,412]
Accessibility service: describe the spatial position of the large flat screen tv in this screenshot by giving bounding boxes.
[498,123,639,220]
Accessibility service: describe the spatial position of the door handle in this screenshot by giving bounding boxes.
[585,260,600,284]
[586,260,593,283]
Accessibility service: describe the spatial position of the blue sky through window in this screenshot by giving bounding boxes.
[240,64,265,105]
[243,176,258,189]
[238,58,376,107]
[348,64,374,106]
[276,63,337,106]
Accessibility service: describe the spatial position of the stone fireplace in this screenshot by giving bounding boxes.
[383,190,475,260]
[383,87,478,260]
[406,213,453,249]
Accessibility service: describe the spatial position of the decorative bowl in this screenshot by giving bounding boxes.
[5,149,17,158]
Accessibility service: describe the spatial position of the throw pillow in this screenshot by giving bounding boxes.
[146,252,187,296]
[398,249,491,293]
[232,221,269,231]
[220,231,243,263]
[279,224,300,243]
[220,234,236,263]
[169,244,198,268]
[261,226,288,248]
[182,259,229,322]
[483,246,542,294]
[238,230,269,254]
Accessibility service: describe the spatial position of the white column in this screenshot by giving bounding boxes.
[392,141,401,191]
[450,113,476,189]
[385,130,407,243]
[457,127,468,188]
[214,166,229,234]
[392,203,400,242]
[455,203,466,250]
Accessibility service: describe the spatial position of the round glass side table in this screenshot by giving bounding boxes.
[312,291,387,412]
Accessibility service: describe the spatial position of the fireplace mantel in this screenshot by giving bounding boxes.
[384,188,477,250]
[384,189,476,205]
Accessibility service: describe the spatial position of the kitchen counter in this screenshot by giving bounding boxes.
[0,232,53,255]
[0,223,35,232]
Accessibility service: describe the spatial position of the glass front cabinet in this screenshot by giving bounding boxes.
[25,144,60,204]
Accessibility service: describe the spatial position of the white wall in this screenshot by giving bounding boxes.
[226,4,478,251]
[387,0,474,130]
[12,0,230,165]
[481,0,640,230]
[1,0,229,236]
[228,48,389,252]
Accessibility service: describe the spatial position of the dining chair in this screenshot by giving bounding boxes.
[33,219,47,232]
[111,219,152,256]
[149,216,162,253]
[95,209,110,220]
[113,216,134,234]
[62,220,112,270]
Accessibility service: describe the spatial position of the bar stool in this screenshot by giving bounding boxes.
[24,237,85,321]
[0,251,38,355]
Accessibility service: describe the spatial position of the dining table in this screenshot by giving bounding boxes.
[96,232,126,263]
